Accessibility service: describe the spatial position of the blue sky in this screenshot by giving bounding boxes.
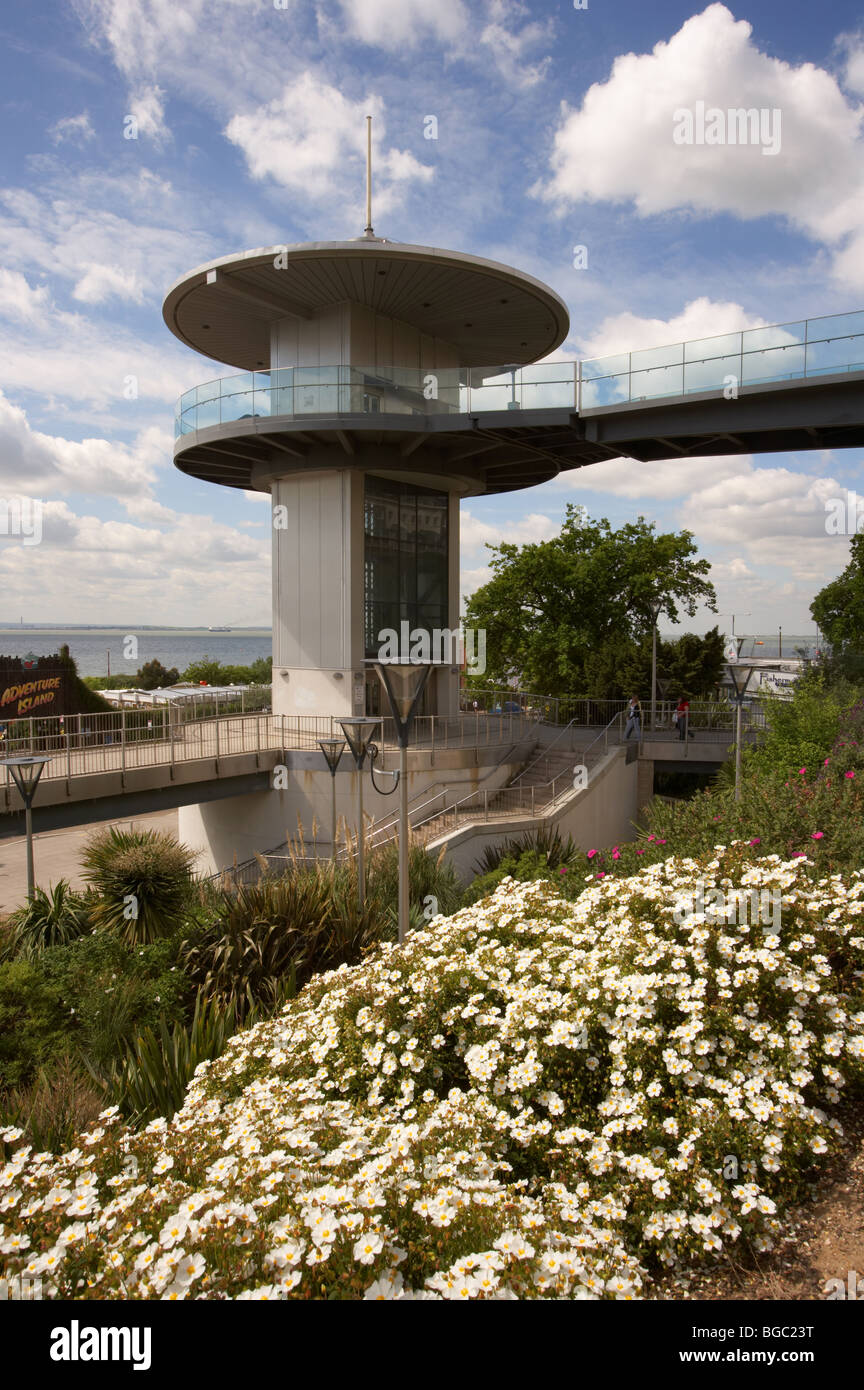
[1,0,863,635]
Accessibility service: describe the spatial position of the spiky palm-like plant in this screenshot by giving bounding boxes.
[81,827,197,946]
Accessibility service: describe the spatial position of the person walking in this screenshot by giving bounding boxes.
[624,695,642,740]
[675,695,693,740]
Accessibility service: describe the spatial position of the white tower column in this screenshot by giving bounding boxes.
[271,468,363,717]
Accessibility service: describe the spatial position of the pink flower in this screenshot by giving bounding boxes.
[636,849,645,855]
[749,838,761,845]
[656,838,667,845]
[596,872,606,879]
[824,758,830,765]
[811,831,824,840]
[647,835,655,842]
[587,849,598,860]
[612,850,621,860]
[792,851,806,858]
[846,771,855,779]
[559,866,567,875]
[798,767,806,775]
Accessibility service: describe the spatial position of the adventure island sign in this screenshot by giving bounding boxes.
[0,652,79,720]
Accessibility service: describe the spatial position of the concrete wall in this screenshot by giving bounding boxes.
[271,469,358,716]
[270,304,461,375]
[177,741,533,873]
[428,747,642,884]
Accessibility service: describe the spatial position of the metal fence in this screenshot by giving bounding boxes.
[0,708,534,790]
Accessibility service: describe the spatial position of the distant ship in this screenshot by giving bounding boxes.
[208,625,232,632]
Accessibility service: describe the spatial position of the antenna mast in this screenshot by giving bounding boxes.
[364,114,374,238]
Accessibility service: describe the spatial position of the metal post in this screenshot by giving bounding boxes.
[398,742,409,944]
[735,699,743,802]
[331,770,338,862]
[24,802,35,900]
[356,768,365,910]
[651,618,658,733]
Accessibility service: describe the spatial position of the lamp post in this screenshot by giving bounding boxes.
[338,718,397,908]
[648,599,662,732]
[1,754,51,900]
[317,737,346,861]
[374,662,432,944]
[726,663,756,802]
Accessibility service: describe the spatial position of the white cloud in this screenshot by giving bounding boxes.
[0,269,51,324]
[460,564,492,601]
[553,453,751,501]
[224,74,433,216]
[0,391,161,499]
[679,461,844,557]
[536,4,864,287]
[839,31,864,96]
[578,296,770,360]
[127,84,170,143]
[460,509,560,558]
[329,0,468,49]
[478,0,553,90]
[49,112,96,145]
[1,499,271,626]
[0,169,207,308]
[72,263,145,305]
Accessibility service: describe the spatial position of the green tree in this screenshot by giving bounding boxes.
[181,657,224,685]
[137,659,180,689]
[811,534,864,677]
[464,507,716,695]
[659,627,726,699]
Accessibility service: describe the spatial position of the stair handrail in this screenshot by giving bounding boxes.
[411,709,627,837]
[365,728,539,849]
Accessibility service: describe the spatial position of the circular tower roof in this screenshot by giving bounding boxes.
[162,237,570,370]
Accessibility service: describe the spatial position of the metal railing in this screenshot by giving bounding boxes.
[581,308,864,409]
[174,308,864,436]
[408,711,629,841]
[0,709,533,793]
[175,363,579,437]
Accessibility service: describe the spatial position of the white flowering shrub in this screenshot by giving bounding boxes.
[1,849,862,1300]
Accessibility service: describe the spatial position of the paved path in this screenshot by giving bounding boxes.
[0,808,179,915]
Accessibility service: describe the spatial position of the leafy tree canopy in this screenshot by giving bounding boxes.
[464,507,717,696]
[811,533,864,677]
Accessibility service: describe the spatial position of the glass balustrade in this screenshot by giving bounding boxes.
[173,308,864,436]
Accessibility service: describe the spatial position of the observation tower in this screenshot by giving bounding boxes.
[163,125,577,719]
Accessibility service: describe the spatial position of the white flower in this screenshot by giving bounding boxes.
[353,1232,385,1265]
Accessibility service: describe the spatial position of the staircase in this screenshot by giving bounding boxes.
[411,723,622,845]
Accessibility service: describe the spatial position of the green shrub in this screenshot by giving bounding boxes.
[39,929,190,1067]
[81,827,198,945]
[466,848,564,905]
[1,881,93,961]
[0,959,70,1091]
[181,864,376,1019]
[472,824,577,877]
[96,991,266,1126]
[0,1055,105,1154]
[365,841,465,929]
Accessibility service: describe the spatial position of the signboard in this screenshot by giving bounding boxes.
[0,653,78,720]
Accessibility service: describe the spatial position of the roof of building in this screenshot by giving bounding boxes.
[162,238,570,370]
